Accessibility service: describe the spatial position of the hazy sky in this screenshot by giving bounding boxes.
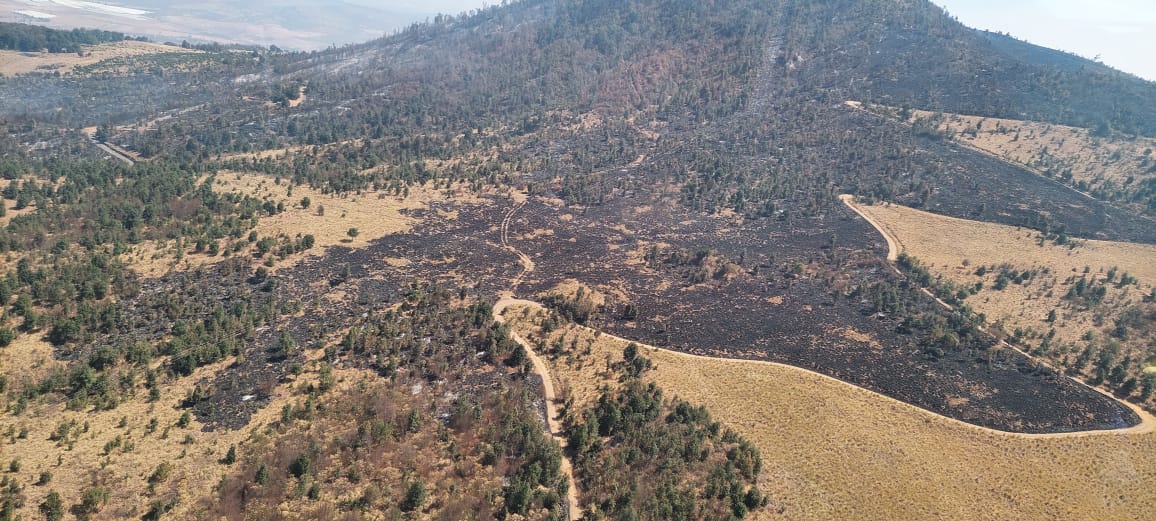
[404,0,1156,82]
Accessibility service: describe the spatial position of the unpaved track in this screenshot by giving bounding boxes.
[495,198,579,519]
[839,194,897,262]
[841,194,1156,436]
[500,296,1155,439]
[500,200,535,288]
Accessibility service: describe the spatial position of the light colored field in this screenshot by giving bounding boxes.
[852,200,1156,285]
[0,40,188,76]
[502,302,1156,521]
[858,101,1156,206]
[219,139,364,162]
[0,0,335,50]
[287,85,306,108]
[1,357,247,520]
[0,332,64,395]
[912,109,1156,194]
[0,197,38,228]
[219,145,310,161]
[123,172,484,277]
[213,172,454,250]
[851,200,1156,372]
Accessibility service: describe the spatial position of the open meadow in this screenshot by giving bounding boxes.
[0,40,190,76]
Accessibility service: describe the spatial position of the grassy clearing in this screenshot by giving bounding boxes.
[122,172,485,277]
[912,109,1156,193]
[212,172,448,250]
[860,102,1156,207]
[852,201,1156,383]
[503,301,1156,521]
[0,334,63,397]
[0,40,191,76]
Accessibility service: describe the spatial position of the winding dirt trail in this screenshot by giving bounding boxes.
[499,296,1155,439]
[500,200,535,288]
[840,194,1156,437]
[495,200,580,520]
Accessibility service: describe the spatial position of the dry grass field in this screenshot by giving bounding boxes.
[0,40,190,76]
[212,172,455,250]
[851,200,1156,373]
[0,334,63,396]
[502,301,1156,521]
[0,326,368,519]
[123,172,483,277]
[867,103,1156,204]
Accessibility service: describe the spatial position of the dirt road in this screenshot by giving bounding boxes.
[503,296,1155,439]
[839,194,897,261]
[494,296,582,519]
[495,198,580,519]
[840,194,1156,437]
[500,200,535,288]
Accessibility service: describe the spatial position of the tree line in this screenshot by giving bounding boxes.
[0,23,129,53]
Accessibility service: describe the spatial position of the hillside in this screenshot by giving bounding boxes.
[0,0,1153,519]
[774,0,1156,135]
[861,104,1156,216]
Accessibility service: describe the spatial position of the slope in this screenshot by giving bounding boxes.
[775,0,1156,135]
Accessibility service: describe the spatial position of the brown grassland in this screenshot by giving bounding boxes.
[210,172,451,251]
[123,172,480,277]
[502,300,1156,521]
[851,200,1156,372]
[0,40,190,76]
[873,104,1156,203]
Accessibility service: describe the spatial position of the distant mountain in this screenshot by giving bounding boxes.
[251,0,1156,135]
[7,0,1154,135]
[297,0,1154,232]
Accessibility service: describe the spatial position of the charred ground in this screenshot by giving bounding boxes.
[0,0,1154,518]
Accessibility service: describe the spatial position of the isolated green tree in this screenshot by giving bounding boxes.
[39,491,64,521]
